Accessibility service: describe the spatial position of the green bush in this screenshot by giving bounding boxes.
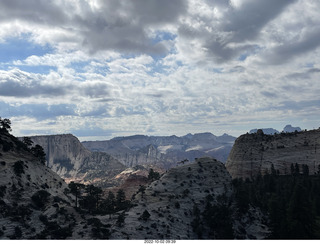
[139,210,151,221]
[31,190,51,209]
[13,161,25,177]
[0,185,6,198]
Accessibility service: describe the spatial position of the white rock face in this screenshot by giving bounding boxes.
[226,129,320,179]
[82,133,236,169]
[107,157,232,239]
[29,134,126,187]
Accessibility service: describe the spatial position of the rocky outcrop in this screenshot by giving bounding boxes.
[226,129,320,179]
[82,133,236,169]
[105,157,268,239]
[0,130,77,239]
[29,134,126,187]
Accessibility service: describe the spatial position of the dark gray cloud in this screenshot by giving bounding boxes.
[178,0,298,63]
[0,0,68,26]
[204,0,297,62]
[80,0,187,54]
[0,0,187,55]
[264,27,320,64]
[222,0,297,42]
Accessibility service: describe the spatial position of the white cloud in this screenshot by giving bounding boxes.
[0,0,320,139]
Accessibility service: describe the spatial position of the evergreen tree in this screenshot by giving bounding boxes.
[31,144,46,165]
[68,182,85,208]
[286,182,316,239]
[22,137,33,148]
[0,117,12,132]
[302,164,309,176]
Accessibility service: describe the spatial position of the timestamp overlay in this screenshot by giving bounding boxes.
[144,240,177,244]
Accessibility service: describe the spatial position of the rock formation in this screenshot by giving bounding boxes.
[249,128,279,135]
[106,157,268,239]
[0,130,77,239]
[28,134,126,187]
[1,129,268,240]
[249,124,302,135]
[283,124,301,133]
[82,132,236,169]
[226,129,320,179]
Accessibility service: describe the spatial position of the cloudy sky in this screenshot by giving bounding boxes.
[0,0,319,140]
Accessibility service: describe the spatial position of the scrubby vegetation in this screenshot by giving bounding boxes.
[67,182,132,215]
[31,190,51,209]
[13,161,25,177]
[233,164,320,239]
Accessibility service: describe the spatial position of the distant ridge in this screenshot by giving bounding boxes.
[82,132,236,168]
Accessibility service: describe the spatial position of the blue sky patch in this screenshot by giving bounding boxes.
[0,35,54,63]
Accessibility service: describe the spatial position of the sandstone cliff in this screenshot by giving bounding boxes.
[29,134,126,187]
[226,129,320,179]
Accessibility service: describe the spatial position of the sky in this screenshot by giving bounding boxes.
[0,0,319,141]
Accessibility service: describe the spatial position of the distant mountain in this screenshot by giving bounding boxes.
[249,128,279,135]
[28,134,126,188]
[249,125,302,135]
[283,124,301,133]
[82,132,236,168]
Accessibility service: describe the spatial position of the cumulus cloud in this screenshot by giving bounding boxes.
[0,0,320,138]
[0,69,69,97]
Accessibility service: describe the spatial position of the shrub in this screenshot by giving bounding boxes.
[116,212,125,227]
[13,226,22,239]
[0,186,6,198]
[2,141,14,152]
[31,145,46,165]
[139,210,151,221]
[175,202,180,209]
[31,190,51,209]
[13,161,25,177]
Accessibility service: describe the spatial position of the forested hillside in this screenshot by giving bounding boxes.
[233,169,320,239]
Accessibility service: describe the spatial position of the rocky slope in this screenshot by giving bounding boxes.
[1,129,269,240]
[226,128,320,179]
[0,130,78,239]
[82,133,236,169]
[28,134,126,187]
[104,157,268,239]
